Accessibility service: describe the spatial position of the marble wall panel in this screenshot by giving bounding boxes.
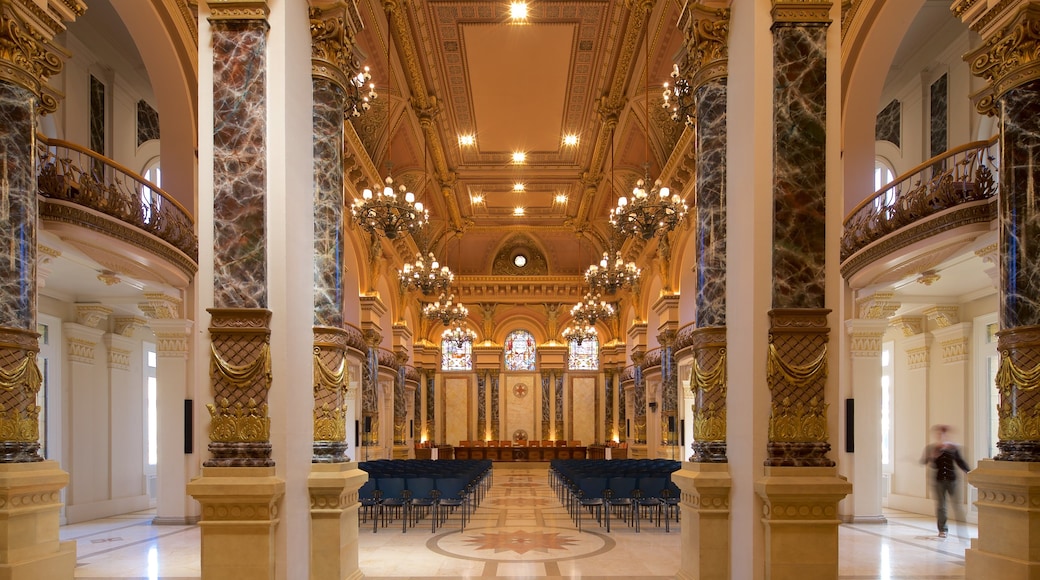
[505,376,534,444]
[136,100,160,146]
[930,74,948,160]
[1000,80,1040,327]
[490,373,500,440]
[571,377,596,445]
[772,25,828,308]
[444,377,469,445]
[0,82,37,330]
[541,373,551,440]
[212,20,269,308]
[477,373,487,440]
[554,374,564,440]
[426,374,435,437]
[312,79,346,327]
[875,99,900,147]
[605,373,614,441]
[695,79,728,327]
[89,75,105,156]
[393,368,406,444]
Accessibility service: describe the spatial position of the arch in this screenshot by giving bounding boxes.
[490,232,551,275]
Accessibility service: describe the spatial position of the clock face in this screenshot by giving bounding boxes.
[513,254,527,268]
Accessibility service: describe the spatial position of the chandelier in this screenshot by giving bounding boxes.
[570,291,614,326]
[423,293,468,326]
[562,322,597,346]
[350,177,427,240]
[442,322,477,348]
[661,64,694,126]
[346,66,377,118]
[399,251,454,295]
[585,250,640,295]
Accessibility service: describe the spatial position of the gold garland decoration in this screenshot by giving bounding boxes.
[693,402,726,442]
[768,396,828,443]
[995,353,1040,395]
[691,348,726,394]
[210,343,271,389]
[313,347,347,392]
[0,351,43,394]
[766,343,827,389]
[314,403,347,441]
[0,404,40,443]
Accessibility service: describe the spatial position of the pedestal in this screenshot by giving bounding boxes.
[672,462,731,580]
[755,466,851,580]
[966,459,1040,579]
[308,463,368,580]
[186,467,285,579]
[0,461,75,580]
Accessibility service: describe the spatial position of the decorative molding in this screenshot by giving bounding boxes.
[113,316,147,337]
[889,315,924,338]
[0,0,85,115]
[106,347,131,371]
[66,337,97,364]
[309,1,363,91]
[855,291,898,319]
[906,345,930,370]
[150,319,193,359]
[924,305,960,328]
[139,293,184,320]
[771,0,833,25]
[976,241,1000,289]
[75,304,112,329]
[845,319,889,358]
[207,0,269,21]
[934,322,972,364]
[964,3,1040,116]
[677,2,730,90]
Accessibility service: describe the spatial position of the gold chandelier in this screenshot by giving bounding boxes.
[423,292,468,326]
[399,251,454,295]
[585,249,640,295]
[562,322,597,345]
[346,66,377,118]
[570,291,614,326]
[442,322,477,348]
[661,64,694,127]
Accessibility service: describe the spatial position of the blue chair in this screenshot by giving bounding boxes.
[407,477,437,531]
[607,476,637,527]
[435,477,470,531]
[376,478,408,532]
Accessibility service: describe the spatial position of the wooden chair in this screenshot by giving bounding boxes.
[569,440,581,447]
[528,440,540,447]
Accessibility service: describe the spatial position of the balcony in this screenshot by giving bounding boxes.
[36,137,198,287]
[841,137,998,288]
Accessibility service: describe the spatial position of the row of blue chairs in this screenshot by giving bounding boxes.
[358,460,492,533]
[549,460,681,533]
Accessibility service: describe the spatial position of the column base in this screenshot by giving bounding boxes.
[690,441,727,463]
[672,463,731,580]
[0,461,75,580]
[186,466,285,580]
[309,463,369,580]
[755,466,851,580]
[966,459,1040,579]
[204,442,274,467]
[312,441,351,463]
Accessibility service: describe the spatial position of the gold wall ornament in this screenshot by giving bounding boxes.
[0,403,40,442]
[768,396,829,443]
[206,397,270,443]
[209,342,271,389]
[676,2,730,91]
[766,342,828,388]
[314,403,347,441]
[995,351,1040,394]
[313,347,347,392]
[964,4,1040,116]
[693,402,726,442]
[691,347,726,393]
[0,350,42,393]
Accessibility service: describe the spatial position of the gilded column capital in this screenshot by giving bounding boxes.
[412,96,441,127]
[924,305,961,328]
[771,0,833,25]
[207,0,269,20]
[677,2,730,90]
[139,292,184,320]
[0,0,85,115]
[964,3,1040,116]
[74,304,112,329]
[854,291,899,319]
[890,315,924,337]
[309,1,363,90]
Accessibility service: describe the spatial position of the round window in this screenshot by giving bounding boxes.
[513,254,528,268]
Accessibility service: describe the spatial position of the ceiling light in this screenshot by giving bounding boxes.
[510,2,528,20]
[399,252,454,295]
[513,183,525,192]
[459,135,475,146]
[512,152,526,164]
[423,293,468,326]
[513,207,525,216]
[471,194,484,204]
[555,194,568,204]
[586,250,640,295]
[442,322,477,348]
[563,134,578,146]
[662,64,694,127]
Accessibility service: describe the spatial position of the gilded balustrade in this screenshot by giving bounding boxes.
[841,137,998,263]
[35,136,198,261]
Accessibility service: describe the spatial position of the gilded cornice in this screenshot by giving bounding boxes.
[840,0,858,38]
[309,2,364,90]
[965,3,1040,116]
[771,0,833,25]
[457,276,584,306]
[677,2,730,90]
[0,0,83,115]
[958,0,1021,35]
[207,0,269,20]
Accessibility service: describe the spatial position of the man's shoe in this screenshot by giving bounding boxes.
[938,531,947,538]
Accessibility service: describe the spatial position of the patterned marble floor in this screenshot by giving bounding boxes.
[62,463,976,579]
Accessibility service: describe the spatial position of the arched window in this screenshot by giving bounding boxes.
[567,335,599,371]
[873,157,897,218]
[441,337,473,371]
[141,161,163,224]
[504,330,536,371]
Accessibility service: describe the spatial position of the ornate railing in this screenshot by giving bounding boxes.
[36,136,198,261]
[841,136,998,263]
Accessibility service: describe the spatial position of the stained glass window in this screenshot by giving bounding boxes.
[442,337,473,371]
[504,330,536,371]
[568,336,599,370]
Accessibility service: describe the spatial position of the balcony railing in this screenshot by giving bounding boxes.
[36,136,198,261]
[841,136,998,263]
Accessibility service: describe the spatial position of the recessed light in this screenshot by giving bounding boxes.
[563,134,579,146]
[459,135,476,146]
[513,207,525,216]
[513,183,525,192]
[510,2,528,20]
[512,152,526,164]
[555,194,568,204]
[471,194,484,204]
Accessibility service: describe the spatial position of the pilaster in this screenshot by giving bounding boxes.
[672,462,731,580]
[307,463,367,580]
[844,318,888,522]
[965,459,1040,578]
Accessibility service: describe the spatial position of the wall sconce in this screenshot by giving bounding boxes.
[648,401,658,413]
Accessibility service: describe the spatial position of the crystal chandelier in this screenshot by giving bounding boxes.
[350,177,427,239]
[399,251,453,295]
[661,64,694,126]
[422,293,468,326]
[585,250,640,295]
[562,322,597,345]
[570,291,614,326]
[442,322,477,348]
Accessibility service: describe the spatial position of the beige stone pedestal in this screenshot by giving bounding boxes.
[308,463,368,580]
[186,467,286,579]
[755,466,851,580]
[672,462,731,580]
[966,459,1040,579]
[0,461,75,580]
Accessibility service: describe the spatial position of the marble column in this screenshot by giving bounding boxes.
[755,3,850,579]
[477,370,487,441]
[0,1,83,576]
[957,2,1040,576]
[555,372,565,441]
[605,369,615,442]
